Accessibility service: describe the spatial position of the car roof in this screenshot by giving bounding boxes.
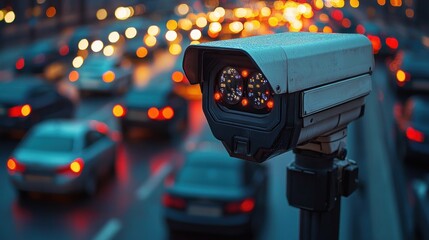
[125,74,173,106]
[30,120,91,138]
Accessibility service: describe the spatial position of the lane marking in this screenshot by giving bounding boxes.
[136,163,173,200]
[93,218,122,240]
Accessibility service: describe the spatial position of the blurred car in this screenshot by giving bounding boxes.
[388,50,429,93]
[356,21,400,57]
[0,77,75,134]
[123,35,155,61]
[15,39,63,75]
[59,26,90,56]
[163,144,267,236]
[112,75,188,136]
[394,96,429,160]
[70,55,132,95]
[7,120,117,196]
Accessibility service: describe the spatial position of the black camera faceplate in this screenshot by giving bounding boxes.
[200,50,303,162]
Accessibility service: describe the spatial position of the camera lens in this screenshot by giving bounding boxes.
[247,72,273,109]
[218,66,243,105]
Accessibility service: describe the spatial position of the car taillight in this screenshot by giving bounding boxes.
[367,35,381,54]
[225,198,255,214]
[406,127,425,143]
[8,104,32,118]
[57,158,84,175]
[396,69,411,86]
[162,193,186,209]
[15,58,25,70]
[59,45,70,56]
[7,157,25,173]
[386,37,399,50]
[69,70,79,82]
[112,104,127,118]
[90,120,109,134]
[148,106,175,121]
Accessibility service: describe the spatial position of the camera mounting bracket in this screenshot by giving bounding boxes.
[287,127,359,240]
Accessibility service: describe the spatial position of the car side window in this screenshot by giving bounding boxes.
[84,131,105,149]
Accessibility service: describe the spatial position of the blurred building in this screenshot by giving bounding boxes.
[0,0,173,48]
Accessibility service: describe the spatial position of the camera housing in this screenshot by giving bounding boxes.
[183,32,374,162]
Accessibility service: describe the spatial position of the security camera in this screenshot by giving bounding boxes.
[183,32,374,163]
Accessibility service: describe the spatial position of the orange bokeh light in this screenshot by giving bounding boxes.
[148,107,160,119]
[172,71,184,83]
[69,70,79,82]
[102,71,116,83]
[162,107,175,120]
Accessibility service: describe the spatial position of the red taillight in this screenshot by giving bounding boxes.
[16,58,25,70]
[356,24,365,34]
[8,104,32,118]
[7,157,25,173]
[331,9,343,21]
[406,127,425,143]
[162,193,186,209]
[367,35,381,54]
[90,120,109,134]
[225,198,255,214]
[59,45,70,56]
[112,104,126,118]
[148,107,175,121]
[386,37,399,50]
[57,158,84,175]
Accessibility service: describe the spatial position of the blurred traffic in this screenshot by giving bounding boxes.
[1,0,429,239]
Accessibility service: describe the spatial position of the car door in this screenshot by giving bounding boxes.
[29,85,63,120]
[83,130,115,176]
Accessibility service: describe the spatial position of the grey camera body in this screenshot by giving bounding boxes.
[183,32,374,162]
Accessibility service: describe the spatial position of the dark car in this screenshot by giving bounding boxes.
[123,34,155,61]
[394,96,429,160]
[7,120,117,196]
[0,77,75,134]
[356,21,400,57]
[112,74,188,136]
[388,49,429,93]
[163,145,267,236]
[15,39,62,74]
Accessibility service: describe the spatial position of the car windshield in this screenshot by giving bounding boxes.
[178,165,242,188]
[21,136,75,152]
